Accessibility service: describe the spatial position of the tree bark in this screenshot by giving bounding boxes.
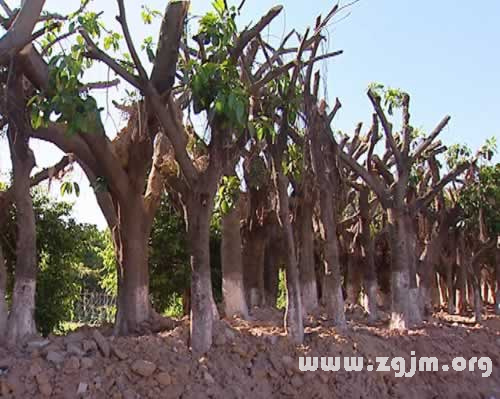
[243,229,266,308]
[6,126,38,345]
[276,172,303,344]
[359,187,378,321]
[456,235,467,314]
[0,243,7,342]
[113,196,152,335]
[296,199,318,314]
[184,188,218,356]
[496,239,500,315]
[221,206,248,319]
[263,234,281,307]
[387,207,410,330]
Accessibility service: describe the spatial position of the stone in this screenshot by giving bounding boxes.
[26,339,51,351]
[35,373,52,397]
[111,344,128,361]
[204,372,215,384]
[123,388,137,399]
[92,330,110,357]
[155,371,172,386]
[64,331,86,344]
[83,339,98,353]
[81,357,94,369]
[46,351,65,365]
[214,333,226,346]
[291,375,303,388]
[67,343,85,357]
[131,360,157,377]
[77,382,88,395]
[63,356,80,374]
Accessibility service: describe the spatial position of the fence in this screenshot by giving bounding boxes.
[73,291,116,325]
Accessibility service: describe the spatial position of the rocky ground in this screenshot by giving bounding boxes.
[0,306,498,399]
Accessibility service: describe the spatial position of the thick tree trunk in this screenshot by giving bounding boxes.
[456,236,467,314]
[221,206,248,319]
[319,195,346,327]
[6,128,38,345]
[297,201,318,314]
[264,237,281,307]
[346,253,362,306]
[471,261,482,323]
[496,240,500,315]
[446,262,455,315]
[185,189,218,355]
[114,198,152,335]
[243,230,266,308]
[387,207,410,330]
[0,243,7,341]
[359,187,378,321]
[276,172,303,344]
[404,214,422,326]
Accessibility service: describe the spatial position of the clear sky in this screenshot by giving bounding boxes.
[1,0,499,228]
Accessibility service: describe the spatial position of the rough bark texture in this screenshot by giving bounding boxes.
[221,206,248,319]
[6,124,38,346]
[496,241,500,315]
[243,230,266,308]
[387,207,410,330]
[456,235,467,314]
[185,188,218,356]
[114,196,151,335]
[359,187,378,321]
[275,171,303,343]
[263,232,281,307]
[296,199,318,314]
[0,243,7,341]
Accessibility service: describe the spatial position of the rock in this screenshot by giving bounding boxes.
[92,330,110,357]
[63,356,80,374]
[77,382,88,395]
[26,338,51,351]
[83,339,98,353]
[111,344,128,361]
[225,329,236,341]
[46,350,65,364]
[67,343,85,357]
[123,388,137,399]
[291,375,303,388]
[204,371,215,384]
[35,373,52,397]
[131,360,156,377]
[155,371,172,386]
[81,357,94,369]
[64,331,86,344]
[214,333,226,346]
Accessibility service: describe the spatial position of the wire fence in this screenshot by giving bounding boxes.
[73,291,116,325]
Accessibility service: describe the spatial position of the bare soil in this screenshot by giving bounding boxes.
[0,307,498,398]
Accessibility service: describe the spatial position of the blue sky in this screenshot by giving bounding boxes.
[1,0,499,228]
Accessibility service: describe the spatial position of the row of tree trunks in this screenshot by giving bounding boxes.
[221,205,248,319]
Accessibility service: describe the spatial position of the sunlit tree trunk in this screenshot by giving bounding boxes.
[221,205,248,319]
[6,125,38,345]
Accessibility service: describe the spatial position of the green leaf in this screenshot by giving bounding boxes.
[73,182,80,197]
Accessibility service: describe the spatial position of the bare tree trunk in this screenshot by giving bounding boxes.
[446,262,455,315]
[346,253,362,306]
[456,235,467,314]
[221,206,248,319]
[243,230,266,308]
[496,239,500,315]
[387,207,410,330]
[185,189,218,356]
[276,172,303,344]
[297,201,318,314]
[264,237,281,307]
[6,126,38,345]
[0,243,7,342]
[114,197,152,335]
[404,214,422,326]
[471,262,482,323]
[359,187,378,321]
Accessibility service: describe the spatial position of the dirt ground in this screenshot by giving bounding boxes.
[0,306,498,399]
